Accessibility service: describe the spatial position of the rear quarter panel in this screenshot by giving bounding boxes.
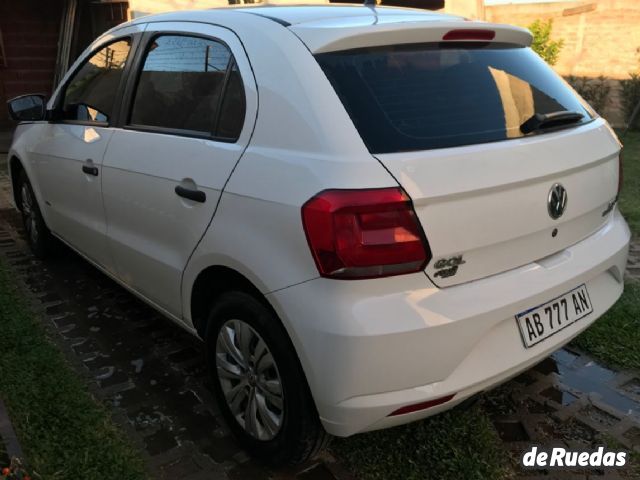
[181,15,399,324]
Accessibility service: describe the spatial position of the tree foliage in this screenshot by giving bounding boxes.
[622,51,640,130]
[566,75,611,113]
[528,19,564,65]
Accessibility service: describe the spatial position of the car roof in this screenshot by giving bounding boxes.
[125,5,532,53]
[129,4,461,28]
[230,4,462,26]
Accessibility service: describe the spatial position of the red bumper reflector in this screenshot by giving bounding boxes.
[618,150,623,196]
[388,394,456,416]
[442,29,496,41]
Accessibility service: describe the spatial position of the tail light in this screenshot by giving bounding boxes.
[301,188,431,279]
[618,150,623,196]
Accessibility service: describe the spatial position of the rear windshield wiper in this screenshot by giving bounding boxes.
[520,111,584,135]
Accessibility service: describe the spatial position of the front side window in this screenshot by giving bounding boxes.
[62,39,131,124]
[316,43,594,153]
[130,35,244,138]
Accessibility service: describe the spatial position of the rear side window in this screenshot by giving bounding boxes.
[130,35,245,139]
[216,61,245,140]
[63,39,131,124]
[316,43,593,153]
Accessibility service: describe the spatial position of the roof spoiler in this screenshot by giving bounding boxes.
[291,20,533,53]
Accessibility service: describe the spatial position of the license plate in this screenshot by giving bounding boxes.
[516,284,593,348]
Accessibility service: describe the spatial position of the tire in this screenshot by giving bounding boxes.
[17,170,51,259]
[205,291,329,466]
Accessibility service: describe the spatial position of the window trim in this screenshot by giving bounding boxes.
[122,31,246,143]
[51,36,136,128]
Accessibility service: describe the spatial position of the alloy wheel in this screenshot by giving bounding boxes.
[20,183,38,245]
[216,319,284,441]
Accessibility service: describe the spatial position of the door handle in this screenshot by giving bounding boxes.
[82,165,99,176]
[175,185,206,203]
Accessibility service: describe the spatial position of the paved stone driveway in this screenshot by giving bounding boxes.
[626,241,640,282]
[484,240,640,479]
[0,164,349,480]
[0,157,639,479]
[487,349,640,479]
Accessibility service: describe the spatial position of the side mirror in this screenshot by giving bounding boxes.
[7,94,47,122]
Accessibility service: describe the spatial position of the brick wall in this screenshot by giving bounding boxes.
[485,0,640,126]
[0,0,63,129]
[485,0,640,79]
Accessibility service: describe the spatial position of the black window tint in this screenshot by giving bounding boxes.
[216,61,245,139]
[63,39,131,123]
[316,43,593,153]
[130,35,232,134]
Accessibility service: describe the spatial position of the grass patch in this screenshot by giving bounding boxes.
[0,440,8,468]
[602,435,640,479]
[332,405,510,480]
[0,259,146,479]
[619,130,640,236]
[573,279,640,371]
[573,131,640,370]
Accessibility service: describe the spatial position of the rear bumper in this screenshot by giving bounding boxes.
[267,209,630,437]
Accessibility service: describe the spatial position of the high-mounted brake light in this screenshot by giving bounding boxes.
[301,188,431,279]
[442,29,496,41]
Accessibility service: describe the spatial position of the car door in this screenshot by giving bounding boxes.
[29,32,139,271]
[102,23,257,318]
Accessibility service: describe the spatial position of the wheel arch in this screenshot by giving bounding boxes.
[9,155,25,210]
[8,154,50,228]
[189,263,326,449]
[189,264,271,339]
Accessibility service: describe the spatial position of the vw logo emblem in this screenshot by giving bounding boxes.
[548,183,568,220]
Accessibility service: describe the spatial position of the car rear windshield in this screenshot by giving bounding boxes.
[315,43,593,153]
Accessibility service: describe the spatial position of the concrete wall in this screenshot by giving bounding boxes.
[128,0,331,18]
[442,0,484,18]
[129,0,228,18]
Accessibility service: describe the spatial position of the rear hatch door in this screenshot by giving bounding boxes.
[315,39,621,287]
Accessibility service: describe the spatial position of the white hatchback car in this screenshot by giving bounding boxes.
[7,4,630,465]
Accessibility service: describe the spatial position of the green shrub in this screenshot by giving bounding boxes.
[622,72,640,130]
[528,19,564,65]
[566,75,611,113]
